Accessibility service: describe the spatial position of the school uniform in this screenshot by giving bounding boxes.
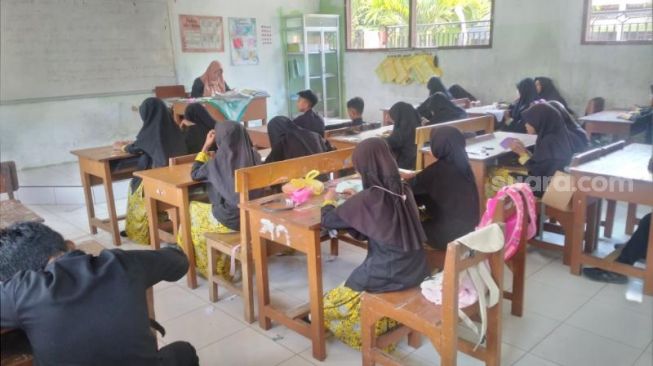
[182,103,217,154]
[294,109,325,137]
[385,102,421,170]
[449,84,477,101]
[504,78,539,133]
[265,116,329,163]
[190,61,230,98]
[535,77,574,115]
[417,92,469,125]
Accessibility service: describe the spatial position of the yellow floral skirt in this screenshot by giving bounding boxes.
[323,284,398,352]
[177,201,234,279]
[125,183,150,245]
[485,166,529,200]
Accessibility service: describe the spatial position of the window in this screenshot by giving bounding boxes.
[582,0,653,44]
[346,0,494,50]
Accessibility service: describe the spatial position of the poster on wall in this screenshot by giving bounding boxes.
[228,17,259,65]
[179,15,224,53]
[260,25,272,45]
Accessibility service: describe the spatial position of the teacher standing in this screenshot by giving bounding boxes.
[191,61,231,97]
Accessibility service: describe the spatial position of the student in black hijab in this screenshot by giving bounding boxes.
[535,77,573,114]
[406,127,479,249]
[182,103,218,153]
[449,84,477,101]
[548,100,589,153]
[187,121,261,278]
[386,102,421,170]
[505,78,539,133]
[508,103,573,196]
[113,97,188,245]
[265,116,330,163]
[417,92,469,125]
[321,137,429,350]
[426,76,452,99]
[293,89,325,137]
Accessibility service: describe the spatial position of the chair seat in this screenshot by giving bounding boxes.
[205,232,242,257]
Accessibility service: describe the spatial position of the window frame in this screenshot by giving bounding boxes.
[344,0,495,52]
[581,0,653,45]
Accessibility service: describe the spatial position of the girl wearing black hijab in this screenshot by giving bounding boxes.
[426,76,452,99]
[407,127,480,249]
[547,100,589,154]
[504,78,539,133]
[114,97,188,245]
[265,116,330,163]
[182,103,218,153]
[508,103,573,196]
[417,92,469,125]
[386,102,422,170]
[535,77,573,114]
[321,138,429,350]
[449,84,477,101]
[187,120,261,278]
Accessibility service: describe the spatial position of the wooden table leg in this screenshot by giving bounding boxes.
[179,190,197,289]
[102,164,121,246]
[470,161,487,214]
[79,168,97,235]
[252,233,272,330]
[603,199,616,238]
[626,203,638,235]
[570,192,588,276]
[644,214,653,296]
[306,230,326,361]
[145,195,160,250]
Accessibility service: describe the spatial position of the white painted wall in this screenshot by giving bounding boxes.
[0,0,318,169]
[321,0,653,123]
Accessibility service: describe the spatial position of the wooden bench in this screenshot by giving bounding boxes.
[203,148,356,323]
[360,196,517,366]
[0,200,44,229]
[154,85,187,99]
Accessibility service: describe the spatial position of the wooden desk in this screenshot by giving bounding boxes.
[421,132,537,212]
[466,104,508,122]
[134,163,201,289]
[247,125,270,149]
[579,110,633,141]
[71,146,137,246]
[172,96,268,128]
[241,190,332,361]
[569,143,653,294]
[0,200,44,229]
[327,125,394,150]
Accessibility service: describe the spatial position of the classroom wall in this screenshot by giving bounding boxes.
[0,0,319,170]
[320,0,653,123]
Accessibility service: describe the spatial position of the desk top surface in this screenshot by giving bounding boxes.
[571,143,652,183]
[70,145,135,162]
[421,131,536,161]
[0,199,44,229]
[578,110,633,125]
[328,125,394,144]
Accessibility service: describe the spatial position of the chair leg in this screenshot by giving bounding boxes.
[603,199,616,238]
[509,245,526,317]
[241,246,256,323]
[207,246,218,302]
[407,331,422,348]
[626,203,638,235]
[330,237,338,257]
[361,299,379,366]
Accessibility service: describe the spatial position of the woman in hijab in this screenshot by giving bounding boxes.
[182,103,218,153]
[508,103,573,197]
[535,77,573,114]
[407,127,479,249]
[426,76,452,99]
[417,92,468,125]
[186,120,261,279]
[504,78,539,133]
[265,116,330,163]
[321,138,429,351]
[386,102,421,170]
[191,61,231,98]
[113,97,188,245]
[449,84,477,101]
[548,100,589,153]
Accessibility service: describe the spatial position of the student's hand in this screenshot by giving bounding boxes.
[509,139,527,155]
[203,130,216,151]
[180,119,195,128]
[399,169,417,180]
[112,140,130,150]
[323,188,337,202]
[341,189,357,198]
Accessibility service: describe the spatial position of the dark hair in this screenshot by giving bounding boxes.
[297,90,318,108]
[0,222,68,281]
[346,97,364,114]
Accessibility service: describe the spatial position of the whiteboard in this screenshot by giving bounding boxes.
[0,0,177,103]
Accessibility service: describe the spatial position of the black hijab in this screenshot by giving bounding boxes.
[266,116,329,163]
[448,84,477,101]
[183,103,217,153]
[134,97,188,168]
[522,103,573,172]
[535,77,572,114]
[547,100,589,154]
[507,78,539,132]
[427,76,452,99]
[207,121,261,207]
[335,138,426,251]
[430,127,475,183]
[420,92,468,125]
[386,102,422,170]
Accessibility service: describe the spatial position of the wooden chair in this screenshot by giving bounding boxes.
[584,97,605,116]
[154,85,187,99]
[204,148,355,323]
[0,161,19,200]
[360,196,517,366]
[452,98,472,109]
[415,115,494,170]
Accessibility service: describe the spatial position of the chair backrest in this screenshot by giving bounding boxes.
[154,85,187,99]
[0,161,19,199]
[584,97,605,116]
[452,98,471,109]
[169,153,199,166]
[414,115,494,169]
[570,140,626,167]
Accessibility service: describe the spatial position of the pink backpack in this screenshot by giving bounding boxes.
[478,183,536,260]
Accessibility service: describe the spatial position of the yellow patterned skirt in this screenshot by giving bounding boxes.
[125,183,150,245]
[323,284,398,352]
[177,201,235,279]
[485,166,529,200]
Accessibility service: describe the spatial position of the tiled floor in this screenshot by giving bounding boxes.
[25,201,652,366]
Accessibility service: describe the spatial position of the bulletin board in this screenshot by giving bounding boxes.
[179,14,224,53]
